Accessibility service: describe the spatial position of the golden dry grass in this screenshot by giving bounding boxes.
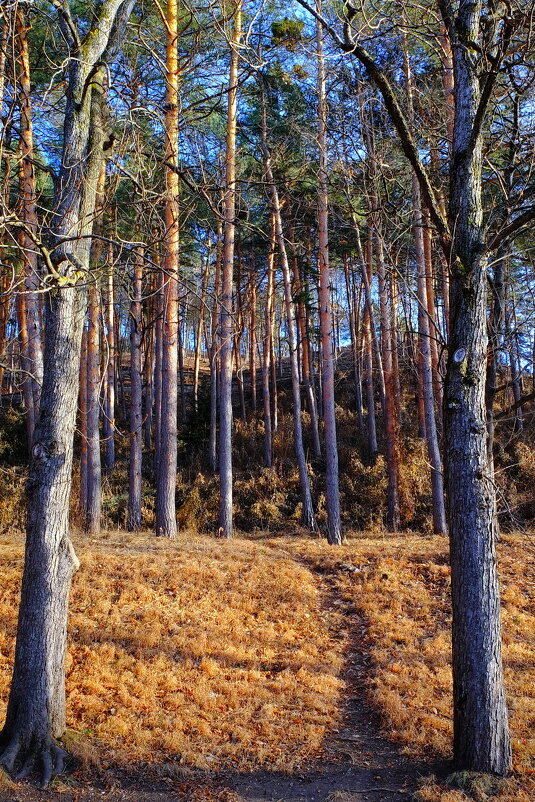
[287,531,535,801]
[0,527,533,802]
[0,530,344,773]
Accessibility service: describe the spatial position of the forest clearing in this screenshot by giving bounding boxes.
[0,528,534,801]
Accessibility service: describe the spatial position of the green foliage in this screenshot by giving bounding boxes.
[271,18,305,50]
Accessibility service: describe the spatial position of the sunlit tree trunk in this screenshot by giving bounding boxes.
[316,5,341,544]
[441,1,511,772]
[403,42,447,536]
[193,244,210,416]
[103,249,115,473]
[15,8,43,444]
[155,0,180,538]
[262,215,275,468]
[209,224,222,472]
[219,0,241,538]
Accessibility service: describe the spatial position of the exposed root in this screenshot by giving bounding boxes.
[0,733,69,788]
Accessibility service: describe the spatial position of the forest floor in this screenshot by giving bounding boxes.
[0,529,533,802]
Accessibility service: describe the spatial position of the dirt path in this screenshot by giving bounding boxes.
[226,552,440,802]
[0,543,442,802]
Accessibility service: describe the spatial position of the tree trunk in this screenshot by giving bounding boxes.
[208,224,222,473]
[15,7,43,444]
[193,245,210,417]
[219,0,241,538]
[262,215,275,468]
[403,40,447,536]
[155,0,180,538]
[249,259,257,412]
[127,246,143,531]
[103,252,115,473]
[375,224,400,531]
[0,3,134,778]
[316,6,341,544]
[84,282,101,534]
[443,0,511,773]
[259,76,316,530]
[358,226,378,462]
[78,321,88,518]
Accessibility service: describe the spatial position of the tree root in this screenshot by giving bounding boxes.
[0,733,69,788]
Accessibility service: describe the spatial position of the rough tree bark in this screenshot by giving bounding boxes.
[0,1,134,784]
[297,0,514,773]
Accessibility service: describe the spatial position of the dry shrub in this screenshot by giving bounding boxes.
[0,467,25,535]
[176,473,219,533]
[337,448,387,530]
[397,438,433,531]
[0,531,344,774]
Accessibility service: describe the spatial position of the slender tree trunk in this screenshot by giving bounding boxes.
[413,177,447,534]
[262,215,275,468]
[403,40,447,536]
[270,289,279,433]
[219,0,241,538]
[143,267,156,451]
[259,77,316,529]
[294,237,321,457]
[233,242,246,420]
[375,222,400,531]
[103,251,115,473]
[316,6,341,544]
[358,226,378,462]
[208,224,222,472]
[249,260,257,412]
[78,322,88,517]
[127,246,143,530]
[85,282,101,534]
[154,258,164,477]
[423,210,443,414]
[344,255,364,428]
[193,245,210,417]
[155,0,180,538]
[15,8,43,444]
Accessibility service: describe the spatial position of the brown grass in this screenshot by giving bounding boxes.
[0,530,344,773]
[1,528,533,801]
[287,531,535,801]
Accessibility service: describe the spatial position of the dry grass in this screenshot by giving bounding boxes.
[1,527,533,802]
[0,530,344,773]
[288,531,535,801]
